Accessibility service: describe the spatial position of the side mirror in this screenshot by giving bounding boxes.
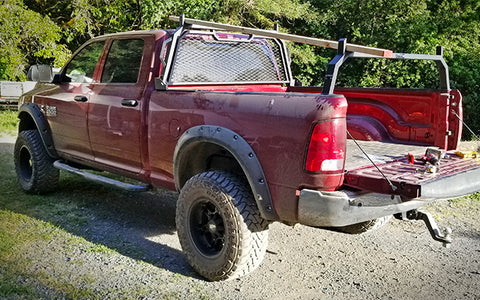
[27,65,53,82]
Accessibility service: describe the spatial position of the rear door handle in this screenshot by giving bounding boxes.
[74,95,88,102]
[121,99,138,107]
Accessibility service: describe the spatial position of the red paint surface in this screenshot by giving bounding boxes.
[290,87,462,150]
[148,90,348,221]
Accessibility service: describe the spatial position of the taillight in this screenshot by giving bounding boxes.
[305,119,346,173]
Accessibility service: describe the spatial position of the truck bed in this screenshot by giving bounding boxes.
[345,139,429,171]
[344,139,480,199]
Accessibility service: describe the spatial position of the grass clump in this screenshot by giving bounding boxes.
[0,209,91,298]
[0,110,18,136]
[85,244,113,254]
[0,270,41,299]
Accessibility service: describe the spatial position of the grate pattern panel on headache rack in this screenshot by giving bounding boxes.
[170,34,287,84]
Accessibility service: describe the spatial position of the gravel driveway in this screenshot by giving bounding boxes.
[1,136,479,299]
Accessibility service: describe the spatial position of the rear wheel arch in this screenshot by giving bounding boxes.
[18,103,58,159]
[173,125,278,221]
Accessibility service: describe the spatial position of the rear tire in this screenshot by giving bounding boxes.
[14,130,59,193]
[337,216,391,234]
[176,171,269,281]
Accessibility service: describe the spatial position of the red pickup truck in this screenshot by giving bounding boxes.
[15,17,480,281]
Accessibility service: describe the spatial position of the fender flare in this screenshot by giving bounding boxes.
[174,125,278,221]
[18,102,58,159]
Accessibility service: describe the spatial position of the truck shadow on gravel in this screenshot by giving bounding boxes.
[8,165,201,279]
[50,176,199,277]
[0,141,203,279]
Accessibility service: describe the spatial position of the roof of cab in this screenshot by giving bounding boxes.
[89,29,172,41]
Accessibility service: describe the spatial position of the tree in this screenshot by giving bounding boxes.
[3,0,480,137]
[23,0,140,49]
[0,0,70,80]
[286,0,480,137]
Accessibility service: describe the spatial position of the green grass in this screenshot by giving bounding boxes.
[0,151,210,299]
[0,209,97,298]
[0,110,18,136]
[0,269,41,299]
[85,244,113,254]
[465,192,480,201]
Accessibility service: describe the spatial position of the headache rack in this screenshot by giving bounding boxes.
[156,17,293,90]
[159,15,450,95]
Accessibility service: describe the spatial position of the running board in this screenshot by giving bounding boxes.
[53,161,149,192]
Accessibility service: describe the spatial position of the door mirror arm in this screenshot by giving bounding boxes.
[52,73,70,84]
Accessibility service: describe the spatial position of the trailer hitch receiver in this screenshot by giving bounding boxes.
[395,210,452,247]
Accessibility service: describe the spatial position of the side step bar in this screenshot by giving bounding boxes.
[53,161,149,192]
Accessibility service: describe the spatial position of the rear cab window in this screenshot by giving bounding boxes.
[101,39,145,83]
[167,32,290,85]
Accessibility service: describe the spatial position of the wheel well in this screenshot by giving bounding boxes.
[174,125,278,220]
[18,111,37,132]
[176,142,244,189]
[17,105,58,159]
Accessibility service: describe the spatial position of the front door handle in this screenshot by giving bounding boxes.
[74,95,88,102]
[121,99,138,107]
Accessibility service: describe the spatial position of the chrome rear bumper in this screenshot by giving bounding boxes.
[297,189,427,227]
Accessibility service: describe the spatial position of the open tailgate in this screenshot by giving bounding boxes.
[344,144,480,199]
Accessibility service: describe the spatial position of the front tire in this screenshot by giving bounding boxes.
[176,171,269,281]
[14,130,59,193]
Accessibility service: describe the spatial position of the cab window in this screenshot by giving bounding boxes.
[101,39,144,83]
[64,41,104,83]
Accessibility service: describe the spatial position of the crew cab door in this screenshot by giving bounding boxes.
[88,37,151,174]
[35,41,105,161]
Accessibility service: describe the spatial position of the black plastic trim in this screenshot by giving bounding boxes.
[18,102,58,159]
[173,125,278,220]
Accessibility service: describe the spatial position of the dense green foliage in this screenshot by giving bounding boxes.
[1,0,479,136]
[288,0,480,135]
[0,0,70,80]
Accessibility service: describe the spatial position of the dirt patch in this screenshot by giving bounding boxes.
[1,136,479,299]
[0,135,15,154]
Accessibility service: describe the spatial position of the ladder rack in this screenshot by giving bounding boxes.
[169,16,393,58]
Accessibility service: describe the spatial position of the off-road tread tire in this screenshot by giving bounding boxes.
[14,130,59,194]
[176,171,269,281]
[337,215,392,234]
